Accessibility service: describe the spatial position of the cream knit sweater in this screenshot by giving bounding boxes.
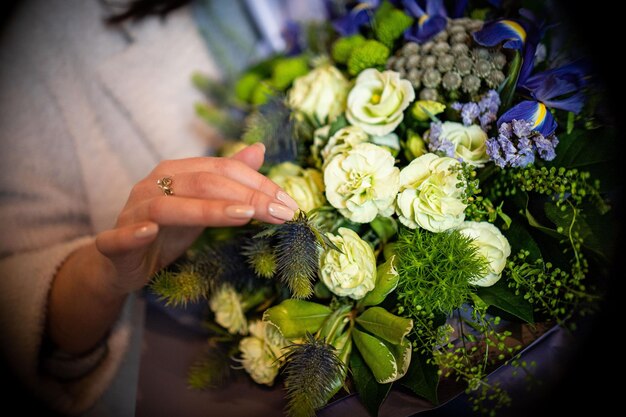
[0,0,218,414]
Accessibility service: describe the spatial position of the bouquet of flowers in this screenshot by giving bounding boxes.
[153,1,616,415]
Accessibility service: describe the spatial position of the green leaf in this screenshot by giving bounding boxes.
[501,219,542,260]
[352,328,399,384]
[359,256,399,308]
[547,127,614,169]
[476,279,534,323]
[356,307,413,345]
[350,347,392,417]
[544,202,606,258]
[370,216,398,244]
[263,300,332,338]
[400,351,439,404]
[499,50,522,111]
[382,337,412,380]
[328,115,349,137]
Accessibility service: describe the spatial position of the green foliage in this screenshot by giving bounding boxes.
[400,351,439,405]
[264,299,332,339]
[475,279,534,323]
[395,226,488,318]
[347,40,390,76]
[331,34,366,64]
[349,348,392,417]
[283,334,346,417]
[373,3,414,48]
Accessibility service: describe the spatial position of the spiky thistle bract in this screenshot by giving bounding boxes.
[257,211,338,299]
[282,333,346,417]
[241,237,277,279]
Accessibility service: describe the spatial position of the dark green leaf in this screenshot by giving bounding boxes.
[502,219,542,260]
[350,347,392,417]
[400,351,439,405]
[547,127,614,169]
[476,279,534,323]
[544,202,606,258]
[328,115,349,137]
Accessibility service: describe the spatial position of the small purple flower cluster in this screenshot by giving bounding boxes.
[452,90,501,129]
[425,122,455,157]
[486,119,559,168]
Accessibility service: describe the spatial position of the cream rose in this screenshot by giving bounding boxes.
[209,284,247,335]
[268,162,326,213]
[346,69,415,136]
[239,321,288,386]
[288,65,349,125]
[321,125,370,168]
[396,153,467,232]
[320,228,376,300]
[438,122,489,167]
[324,142,400,223]
[456,221,511,287]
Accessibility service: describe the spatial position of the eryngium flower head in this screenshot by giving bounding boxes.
[283,333,346,417]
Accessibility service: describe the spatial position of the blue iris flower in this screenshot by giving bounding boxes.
[401,0,448,43]
[498,61,588,137]
[327,0,381,36]
[451,0,501,18]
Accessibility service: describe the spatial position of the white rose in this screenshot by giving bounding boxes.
[239,320,288,386]
[346,69,415,136]
[438,122,489,167]
[396,153,467,233]
[456,221,511,287]
[324,142,400,223]
[268,162,326,213]
[209,284,247,335]
[321,125,370,168]
[288,65,350,125]
[320,228,376,300]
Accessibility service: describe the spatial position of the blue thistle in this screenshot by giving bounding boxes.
[283,333,346,417]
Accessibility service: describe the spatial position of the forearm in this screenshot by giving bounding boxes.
[47,242,128,355]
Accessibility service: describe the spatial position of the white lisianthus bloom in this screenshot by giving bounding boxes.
[288,65,349,124]
[456,221,512,287]
[396,153,467,232]
[438,122,489,167]
[346,69,415,136]
[310,125,331,169]
[324,142,400,223]
[268,162,326,213]
[239,321,288,386]
[208,284,247,335]
[320,228,376,300]
[321,125,370,168]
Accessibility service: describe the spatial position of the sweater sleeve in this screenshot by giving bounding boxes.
[0,239,133,415]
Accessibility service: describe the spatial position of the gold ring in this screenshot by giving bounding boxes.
[157,177,174,196]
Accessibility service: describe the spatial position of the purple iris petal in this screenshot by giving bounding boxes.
[520,60,588,114]
[330,1,380,36]
[498,100,557,137]
[281,21,302,55]
[402,0,448,43]
[472,19,527,50]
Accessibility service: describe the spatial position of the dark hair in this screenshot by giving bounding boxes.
[103,0,192,24]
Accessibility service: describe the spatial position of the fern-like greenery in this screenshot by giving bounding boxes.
[283,333,346,417]
[395,226,488,318]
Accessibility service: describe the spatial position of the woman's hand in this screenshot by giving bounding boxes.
[48,143,299,354]
[95,143,298,295]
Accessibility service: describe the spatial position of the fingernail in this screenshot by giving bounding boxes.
[134,224,158,239]
[252,142,266,153]
[268,203,295,221]
[276,190,299,211]
[226,205,255,218]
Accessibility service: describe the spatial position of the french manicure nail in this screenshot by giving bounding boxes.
[252,142,266,153]
[276,190,299,211]
[226,205,255,218]
[134,224,158,239]
[268,203,295,221]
